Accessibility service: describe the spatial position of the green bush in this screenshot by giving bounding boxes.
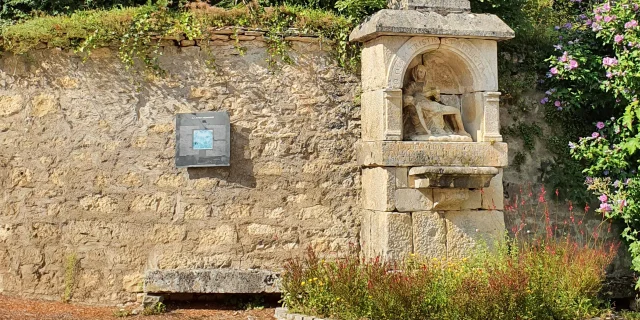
[282,236,615,320]
[542,0,640,286]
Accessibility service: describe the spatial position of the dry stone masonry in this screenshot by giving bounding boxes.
[351,0,514,262]
[0,38,360,304]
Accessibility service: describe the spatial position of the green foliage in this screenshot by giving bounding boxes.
[543,0,640,287]
[282,237,616,320]
[503,122,542,151]
[142,302,166,315]
[62,253,78,303]
[1,3,359,71]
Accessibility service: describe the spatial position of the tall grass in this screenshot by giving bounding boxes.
[281,187,618,320]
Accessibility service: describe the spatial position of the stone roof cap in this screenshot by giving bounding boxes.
[350,9,515,42]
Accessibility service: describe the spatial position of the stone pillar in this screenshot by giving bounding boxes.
[351,0,514,261]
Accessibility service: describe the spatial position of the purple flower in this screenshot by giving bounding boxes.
[555,25,561,30]
[586,19,593,26]
[604,170,610,176]
[560,51,569,62]
[592,132,600,138]
[602,3,611,12]
[592,23,603,31]
[564,23,573,29]
[555,101,562,107]
[557,106,563,111]
[554,44,563,51]
[568,59,579,70]
[586,177,594,185]
[625,20,638,29]
[600,202,612,212]
[607,72,614,78]
[540,97,549,104]
[550,67,559,75]
[545,90,553,95]
[634,4,639,11]
[599,194,608,203]
[615,34,625,44]
[568,142,577,149]
[603,57,618,66]
[596,122,605,129]
[595,15,603,22]
[613,180,620,188]
[604,16,616,23]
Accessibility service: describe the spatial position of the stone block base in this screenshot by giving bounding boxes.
[144,269,280,294]
[362,210,505,261]
[361,210,413,262]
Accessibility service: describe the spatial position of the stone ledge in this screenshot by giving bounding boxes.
[409,166,499,189]
[357,141,508,168]
[350,10,515,42]
[144,269,280,294]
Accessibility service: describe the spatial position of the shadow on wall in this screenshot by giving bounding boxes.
[187,125,256,188]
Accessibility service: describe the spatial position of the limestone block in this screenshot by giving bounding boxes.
[445,210,505,258]
[462,92,483,142]
[432,189,468,210]
[390,0,470,11]
[396,167,409,188]
[361,36,411,92]
[142,294,164,308]
[361,89,403,141]
[410,166,498,189]
[123,273,144,293]
[482,92,502,142]
[350,10,514,43]
[358,141,508,167]
[30,94,58,117]
[395,189,433,212]
[144,269,280,293]
[360,210,373,260]
[412,211,446,258]
[462,190,482,210]
[362,168,396,211]
[482,169,504,210]
[362,211,412,261]
[0,95,23,117]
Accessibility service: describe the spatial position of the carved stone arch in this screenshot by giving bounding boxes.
[386,37,497,92]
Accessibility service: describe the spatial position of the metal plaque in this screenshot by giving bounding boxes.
[175,112,230,167]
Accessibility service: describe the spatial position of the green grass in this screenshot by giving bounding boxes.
[0,4,352,54]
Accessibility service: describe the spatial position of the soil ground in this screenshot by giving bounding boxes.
[0,295,277,320]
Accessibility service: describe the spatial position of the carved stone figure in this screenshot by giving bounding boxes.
[403,65,472,142]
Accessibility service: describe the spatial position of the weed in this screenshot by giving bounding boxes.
[142,302,166,316]
[62,253,78,303]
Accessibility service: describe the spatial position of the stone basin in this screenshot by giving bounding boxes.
[409,166,498,189]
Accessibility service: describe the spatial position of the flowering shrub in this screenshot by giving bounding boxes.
[281,239,615,320]
[543,0,640,285]
[282,187,617,320]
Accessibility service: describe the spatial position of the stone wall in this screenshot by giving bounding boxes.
[0,39,361,304]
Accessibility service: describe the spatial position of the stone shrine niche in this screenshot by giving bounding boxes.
[351,0,514,262]
[402,52,474,142]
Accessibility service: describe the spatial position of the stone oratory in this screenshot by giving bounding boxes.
[351,0,514,261]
